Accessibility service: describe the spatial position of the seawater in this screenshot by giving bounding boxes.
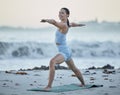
[0,22,120,70]
[0,58,120,71]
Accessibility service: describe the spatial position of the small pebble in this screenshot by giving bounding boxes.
[3,83,7,85]
[90,77,95,80]
[15,83,20,86]
[30,84,33,86]
[104,78,108,80]
[109,86,117,88]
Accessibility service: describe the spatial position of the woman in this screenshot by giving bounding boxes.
[41,7,85,90]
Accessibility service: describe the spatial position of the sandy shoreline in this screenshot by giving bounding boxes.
[0,67,120,95]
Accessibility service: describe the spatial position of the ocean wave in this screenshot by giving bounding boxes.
[0,41,120,59]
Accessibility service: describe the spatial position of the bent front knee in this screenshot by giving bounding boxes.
[49,59,56,68]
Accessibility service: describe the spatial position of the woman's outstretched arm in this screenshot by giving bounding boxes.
[70,22,85,27]
[41,19,56,24]
[40,19,66,29]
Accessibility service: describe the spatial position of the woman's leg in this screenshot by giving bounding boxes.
[66,58,85,86]
[44,54,65,90]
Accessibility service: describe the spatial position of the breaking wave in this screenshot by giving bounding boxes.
[0,41,120,59]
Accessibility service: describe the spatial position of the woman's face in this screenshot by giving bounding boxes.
[59,9,69,21]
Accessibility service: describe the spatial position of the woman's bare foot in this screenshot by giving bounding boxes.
[44,86,51,91]
[75,83,85,87]
[79,84,85,87]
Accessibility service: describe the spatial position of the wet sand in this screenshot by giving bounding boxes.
[0,68,120,95]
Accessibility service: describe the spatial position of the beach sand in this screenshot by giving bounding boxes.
[0,68,120,95]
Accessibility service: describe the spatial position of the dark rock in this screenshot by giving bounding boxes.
[15,71,28,75]
[3,83,7,85]
[30,84,33,86]
[19,65,68,71]
[102,64,114,69]
[103,69,116,74]
[102,75,108,77]
[88,66,96,70]
[5,71,12,74]
[91,72,97,75]
[71,74,77,77]
[55,65,69,70]
[15,83,20,86]
[40,65,49,70]
[33,67,41,70]
[90,77,95,80]
[104,78,109,80]
[83,70,90,75]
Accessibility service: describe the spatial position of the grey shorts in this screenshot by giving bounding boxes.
[57,45,72,61]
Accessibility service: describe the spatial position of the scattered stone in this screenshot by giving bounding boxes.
[88,66,96,70]
[55,65,69,70]
[15,71,27,75]
[15,83,20,86]
[5,70,27,75]
[5,71,12,74]
[102,75,109,77]
[91,72,97,75]
[19,65,69,71]
[90,77,95,80]
[71,74,77,77]
[89,81,94,83]
[2,83,9,87]
[5,70,16,74]
[109,86,117,88]
[34,74,40,76]
[87,64,114,70]
[104,78,109,80]
[103,69,116,74]
[33,66,49,70]
[30,84,33,86]
[34,81,37,83]
[83,70,90,75]
[104,93,109,95]
[3,83,7,85]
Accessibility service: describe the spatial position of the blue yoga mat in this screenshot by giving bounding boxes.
[27,84,103,92]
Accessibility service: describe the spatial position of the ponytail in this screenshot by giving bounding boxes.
[67,19,70,27]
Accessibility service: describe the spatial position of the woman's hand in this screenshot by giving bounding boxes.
[40,19,46,22]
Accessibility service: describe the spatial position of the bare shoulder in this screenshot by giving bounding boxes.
[59,22,69,33]
[55,22,68,30]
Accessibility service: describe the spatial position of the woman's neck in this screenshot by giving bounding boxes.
[61,19,67,23]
